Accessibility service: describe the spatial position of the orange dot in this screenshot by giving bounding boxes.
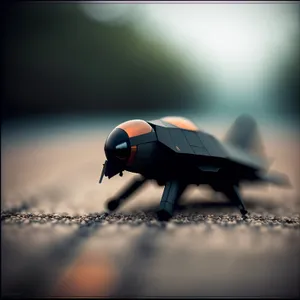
[52,252,117,297]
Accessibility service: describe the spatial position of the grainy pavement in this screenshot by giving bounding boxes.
[1,120,300,298]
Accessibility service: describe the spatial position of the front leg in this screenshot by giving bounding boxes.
[106,176,147,212]
[157,180,187,222]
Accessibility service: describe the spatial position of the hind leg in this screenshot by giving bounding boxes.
[222,185,248,217]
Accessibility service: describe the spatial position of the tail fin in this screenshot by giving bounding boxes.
[224,114,266,159]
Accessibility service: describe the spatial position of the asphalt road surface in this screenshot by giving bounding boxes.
[1,118,300,298]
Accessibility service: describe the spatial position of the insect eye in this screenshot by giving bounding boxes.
[116,142,128,150]
[115,142,129,159]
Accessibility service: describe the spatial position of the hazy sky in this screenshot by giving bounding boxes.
[81,2,299,108]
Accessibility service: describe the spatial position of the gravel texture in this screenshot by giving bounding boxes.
[2,211,300,229]
[1,125,300,298]
[2,209,300,298]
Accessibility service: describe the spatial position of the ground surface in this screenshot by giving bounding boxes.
[1,119,300,298]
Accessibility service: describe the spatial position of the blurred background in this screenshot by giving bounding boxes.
[1,2,300,123]
[1,1,300,298]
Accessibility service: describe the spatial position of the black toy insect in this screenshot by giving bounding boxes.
[99,115,289,221]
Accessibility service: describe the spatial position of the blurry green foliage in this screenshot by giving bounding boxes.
[2,3,208,119]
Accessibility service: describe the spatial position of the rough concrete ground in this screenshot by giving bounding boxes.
[1,122,300,298]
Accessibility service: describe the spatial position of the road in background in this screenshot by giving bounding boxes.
[1,116,300,298]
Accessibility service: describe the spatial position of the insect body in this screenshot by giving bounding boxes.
[99,115,290,221]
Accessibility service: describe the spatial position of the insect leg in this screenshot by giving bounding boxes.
[222,185,248,217]
[157,180,187,222]
[105,176,147,212]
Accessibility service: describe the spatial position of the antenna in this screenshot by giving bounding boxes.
[99,161,107,184]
